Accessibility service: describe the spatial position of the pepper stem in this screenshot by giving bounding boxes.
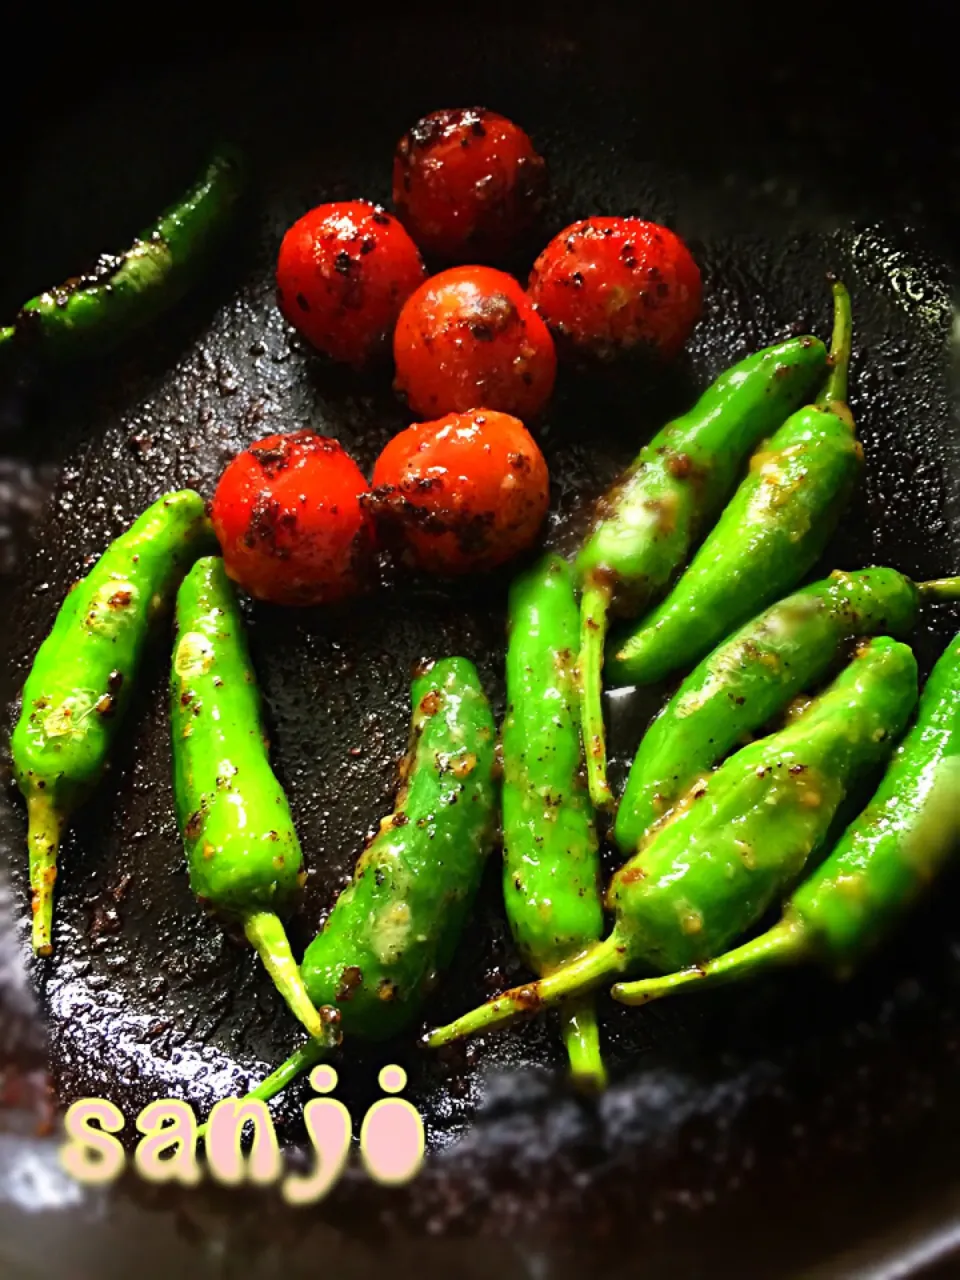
[611,918,808,1007]
[918,577,960,602]
[817,279,852,409]
[579,582,616,813]
[27,793,63,956]
[560,997,607,1092]
[197,1038,327,1140]
[243,911,338,1046]
[426,934,626,1047]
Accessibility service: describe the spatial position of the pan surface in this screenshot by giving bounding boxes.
[2,12,960,1278]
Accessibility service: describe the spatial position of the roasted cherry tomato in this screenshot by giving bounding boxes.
[528,217,701,360]
[393,107,547,261]
[276,201,425,368]
[393,266,556,419]
[211,430,374,606]
[366,409,549,575]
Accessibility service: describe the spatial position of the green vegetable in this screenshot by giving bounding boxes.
[6,150,246,361]
[613,630,960,1006]
[11,491,213,955]
[300,656,497,1035]
[502,555,606,1088]
[615,567,960,856]
[426,636,917,1046]
[574,332,828,810]
[208,656,498,1111]
[171,556,336,1045]
[610,280,860,688]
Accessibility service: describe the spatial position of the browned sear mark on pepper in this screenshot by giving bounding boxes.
[336,965,364,1002]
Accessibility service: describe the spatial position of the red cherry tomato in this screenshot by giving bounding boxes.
[211,431,374,606]
[393,107,547,261]
[528,217,701,360]
[276,201,425,368]
[366,410,549,575]
[393,266,556,420]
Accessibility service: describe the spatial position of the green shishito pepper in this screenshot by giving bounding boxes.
[574,332,828,810]
[615,567,960,856]
[170,556,336,1046]
[207,656,498,1111]
[610,280,860,688]
[502,555,606,1089]
[11,491,213,955]
[426,636,917,1047]
[613,631,960,1007]
[4,149,246,362]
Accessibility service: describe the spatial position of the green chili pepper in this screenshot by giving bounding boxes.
[299,655,497,1035]
[502,555,606,1089]
[615,567,960,856]
[426,636,917,1046]
[0,327,16,383]
[11,490,213,955]
[6,150,246,361]
[609,281,861,688]
[205,656,498,1111]
[171,556,338,1046]
[613,631,960,1007]
[574,332,828,811]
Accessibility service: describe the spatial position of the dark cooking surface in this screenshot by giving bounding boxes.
[3,14,960,1278]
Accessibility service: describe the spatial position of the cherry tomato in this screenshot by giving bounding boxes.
[393,108,547,261]
[211,430,374,606]
[393,266,556,420]
[528,217,701,360]
[276,201,425,367]
[366,410,549,575]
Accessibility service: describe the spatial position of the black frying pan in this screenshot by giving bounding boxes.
[2,9,960,1278]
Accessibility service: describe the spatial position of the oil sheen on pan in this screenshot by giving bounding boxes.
[1,17,959,1273]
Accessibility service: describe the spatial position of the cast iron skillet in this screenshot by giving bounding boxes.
[2,9,960,1278]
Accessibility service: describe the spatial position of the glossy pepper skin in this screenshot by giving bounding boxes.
[301,656,497,1034]
[170,556,338,1046]
[502,555,606,1088]
[615,567,924,857]
[613,631,960,1007]
[426,636,917,1046]
[11,491,213,955]
[8,151,246,360]
[210,656,498,1111]
[607,636,917,970]
[574,332,829,810]
[610,281,861,687]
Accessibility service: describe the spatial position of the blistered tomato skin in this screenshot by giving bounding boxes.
[276,201,426,368]
[393,108,547,261]
[211,431,375,606]
[528,217,702,360]
[366,410,550,575]
[393,266,556,420]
